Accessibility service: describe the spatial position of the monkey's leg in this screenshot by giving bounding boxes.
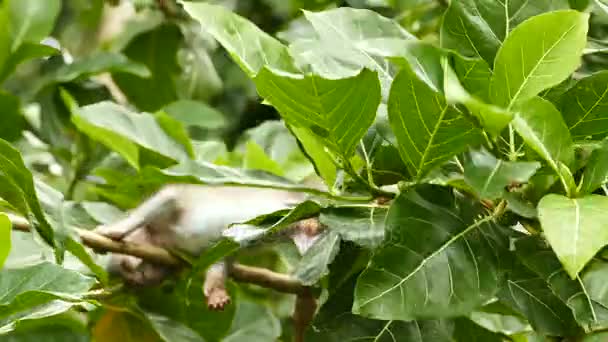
[94,186,180,240]
[203,261,231,310]
[108,229,175,286]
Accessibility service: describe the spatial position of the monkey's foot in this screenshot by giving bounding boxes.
[206,288,231,310]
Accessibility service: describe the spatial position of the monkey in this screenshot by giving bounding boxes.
[94,184,323,310]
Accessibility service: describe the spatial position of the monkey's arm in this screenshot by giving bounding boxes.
[94,186,180,240]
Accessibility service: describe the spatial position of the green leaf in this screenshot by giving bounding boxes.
[6,0,61,51]
[490,10,589,108]
[150,159,328,196]
[137,276,236,341]
[0,43,59,81]
[0,91,24,141]
[0,262,95,320]
[72,101,190,169]
[294,231,341,285]
[499,265,580,336]
[515,236,608,329]
[353,185,507,320]
[0,139,54,247]
[53,52,150,83]
[444,56,513,136]
[34,181,108,284]
[511,97,575,193]
[145,313,205,342]
[388,61,483,181]
[255,68,381,158]
[441,0,570,64]
[582,260,608,311]
[223,301,281,342]
[113,24,181,112]
[181,1,298,76]
[579,139,608,195]
[0,301,86,335]
[311,274,503,341]
[0,214,10,268]
[289,125,337,187]
[464,148,541,199]
[320,205,388,248]
[559,71,608,140]
[298,7,414,88]
[538,194,608,278]
[244,140,284,176]
[163,100,226,130]
[469,302,530,336]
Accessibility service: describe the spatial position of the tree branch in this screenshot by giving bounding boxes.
[6,213,308,295]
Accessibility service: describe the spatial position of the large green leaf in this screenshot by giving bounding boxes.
[441,0,570,64]
[388,61,483,181]
[353,185,507,320]
[515,236,608,329]
[559,71,608,140]
[297,7,414,88]
[320,205,388,248]
[181,2,298,76]
[0,262,95,321]
[490,10,589,108]
[464,149,541,199]
[310,275,502,341]
[6,0,61,51]
[0,139,54,247]
[223,301,281,342]
[511,97,575,193]
[255,68,381,158]
[579,139,608,195]
[0,214,10,268]
[499,265,580,336]
[72,101,190,169]
[538,194,608,278]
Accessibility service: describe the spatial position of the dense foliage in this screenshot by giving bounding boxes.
[4,0,608,341]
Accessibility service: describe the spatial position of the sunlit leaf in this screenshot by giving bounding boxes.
[181,1,298,76]
[441,0,570,64]
[538,194,608,278]
[255,68,381,158]
[490,10,588,108]
[388,61,483,181]
[72,101,190,169]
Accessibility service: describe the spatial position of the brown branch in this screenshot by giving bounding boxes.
[6,213,307,295]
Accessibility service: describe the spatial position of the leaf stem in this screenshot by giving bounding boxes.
[508,124,517,161]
